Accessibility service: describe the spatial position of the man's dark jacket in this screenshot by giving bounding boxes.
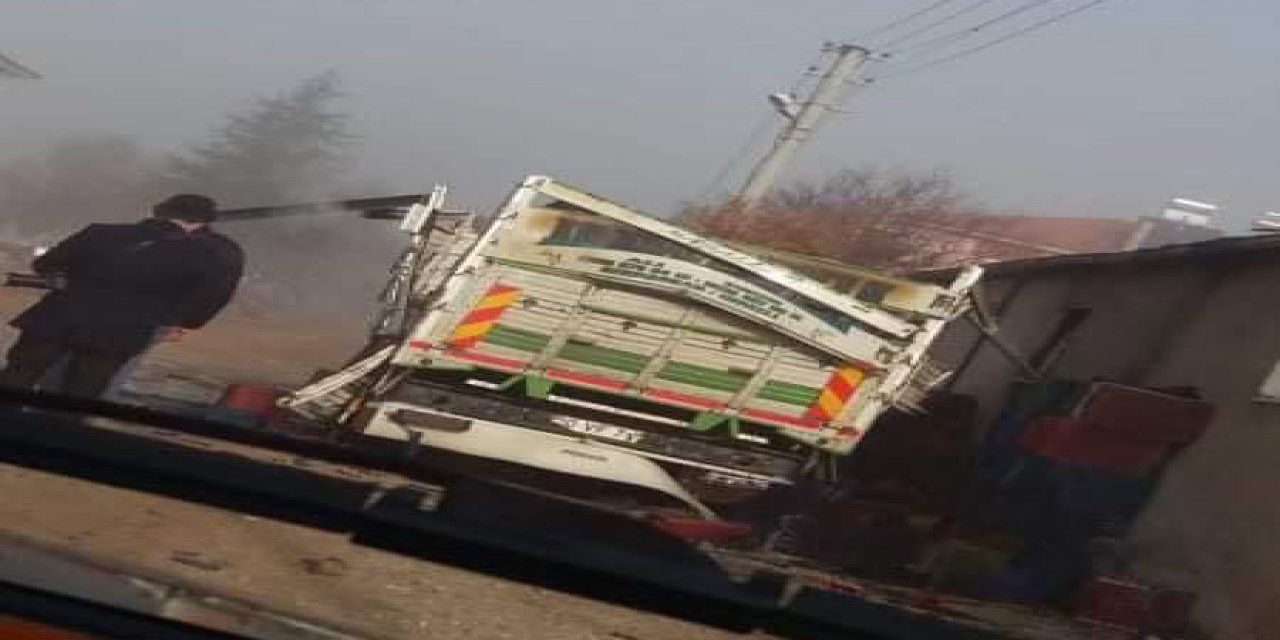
[11,219,245,354]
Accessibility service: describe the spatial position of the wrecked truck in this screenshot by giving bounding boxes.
[283,175,981,520]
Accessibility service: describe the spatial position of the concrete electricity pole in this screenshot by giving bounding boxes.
[738,43,868,207]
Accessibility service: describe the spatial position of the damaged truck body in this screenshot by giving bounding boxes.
[283,176,981,519]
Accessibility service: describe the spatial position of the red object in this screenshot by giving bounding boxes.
[543,367,630,391]
[445,348,528,370]
[643,387,726,409]
[1076,383,1214,445]
[219,384,285,418]
[1019,417,1169,475]
[739,407,823,430]
[1074,576,1195,634]
[906,589,943,609]
[647,515,753,541]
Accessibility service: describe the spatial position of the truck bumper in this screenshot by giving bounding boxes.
[361,401,719,519]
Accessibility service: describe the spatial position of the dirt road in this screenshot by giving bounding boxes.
[0,290,767,640]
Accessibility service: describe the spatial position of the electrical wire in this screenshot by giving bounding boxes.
[788,47,831,96]
[875,0,1114,79]
[695,44,842,202]
[852,0,964,43]
[878,0,1005,50]
[696,112,781,202]
[883,0,1057,55]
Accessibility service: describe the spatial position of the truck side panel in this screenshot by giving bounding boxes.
[392,176,979,457]
[412,261,873,449]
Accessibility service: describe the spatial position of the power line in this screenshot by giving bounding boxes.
[883,0,1057,54]
[875,0,1115,79]
[787,46,831,96]
[697,111,779,202]
[700,45,842,201]
[853,0,964,43]
[738,45,870,205]
[878,0,1005,50]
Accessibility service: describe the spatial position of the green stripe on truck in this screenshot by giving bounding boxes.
[758,380,821,406]
[481,323,821,404]
[557,342,651,373]
[655,361,749,393]
[486,325,649,374]
[484,324,551,352]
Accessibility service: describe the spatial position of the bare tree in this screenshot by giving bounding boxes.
[681,168,993,272]
[157,71,353,207]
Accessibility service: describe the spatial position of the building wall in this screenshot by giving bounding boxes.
[934,256,1280,640]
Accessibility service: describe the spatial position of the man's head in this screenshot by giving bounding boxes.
[152,194,219,225]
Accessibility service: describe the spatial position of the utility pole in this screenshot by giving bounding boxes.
[738,43,868,207]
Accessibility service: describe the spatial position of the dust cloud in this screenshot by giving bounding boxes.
[219,207,409,333]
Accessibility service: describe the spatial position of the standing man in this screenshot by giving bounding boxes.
[0,194,244,399]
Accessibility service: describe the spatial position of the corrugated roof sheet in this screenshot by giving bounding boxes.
[968,214,1141,253]
[920,233,1280,280]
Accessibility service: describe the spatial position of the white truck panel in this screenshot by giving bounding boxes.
[373,176,981,457]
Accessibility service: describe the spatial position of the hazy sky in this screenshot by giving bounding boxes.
[3,0,1278,227]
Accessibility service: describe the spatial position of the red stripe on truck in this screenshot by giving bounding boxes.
[449,283,522,348]
[458,304,508,325]
[544,368,629,391]
[740,408,822,430]
[436,348,849,437]
[644,388,725,409]
[445,348,528,370]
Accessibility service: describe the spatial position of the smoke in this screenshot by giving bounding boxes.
[0,134,409,334]
[219,206,407,332]
[0,134,156,244]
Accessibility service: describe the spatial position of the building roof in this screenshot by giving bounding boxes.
[914,214,1149,268]
[921,233,1280,280]
[967,215,1141,254]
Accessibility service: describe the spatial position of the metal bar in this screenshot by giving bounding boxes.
[968,282,999,329]
[945,279,1026,389]
[217,195,428,223]
[960,309,1043,380]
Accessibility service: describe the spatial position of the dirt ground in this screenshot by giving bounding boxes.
[0,289,769,640]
